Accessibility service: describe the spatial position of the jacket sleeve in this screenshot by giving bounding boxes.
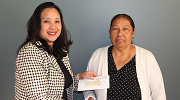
[14,46,62,100]
[147,52,166,100]
[65,74,79,99]
[73,74,80,92]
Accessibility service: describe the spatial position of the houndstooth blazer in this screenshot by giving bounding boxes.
[14,41,79,100]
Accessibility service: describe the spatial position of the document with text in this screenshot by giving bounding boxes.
[78,75,109,91]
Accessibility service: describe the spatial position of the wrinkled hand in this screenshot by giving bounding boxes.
[79,71,99,80]
[88,97,94,100]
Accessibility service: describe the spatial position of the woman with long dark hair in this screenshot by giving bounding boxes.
[15,2,98,100]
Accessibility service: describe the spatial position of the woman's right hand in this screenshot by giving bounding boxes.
[88,97,94,100]
[79,71,99,80]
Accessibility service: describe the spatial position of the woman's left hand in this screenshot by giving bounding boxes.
[79,71,99,80]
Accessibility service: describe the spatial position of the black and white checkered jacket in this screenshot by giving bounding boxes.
[14,41,79,100]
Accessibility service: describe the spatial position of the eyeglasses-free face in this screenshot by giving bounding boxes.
[39,8,62,47]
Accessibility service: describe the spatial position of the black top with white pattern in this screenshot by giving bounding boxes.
[107,45,141,100]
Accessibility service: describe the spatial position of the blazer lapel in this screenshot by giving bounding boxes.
[50,55,64,76]
[61,56,73,77]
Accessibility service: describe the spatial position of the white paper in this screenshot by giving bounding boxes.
[78,75,109,91]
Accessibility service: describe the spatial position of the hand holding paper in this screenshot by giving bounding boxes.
[78,75,109,91]
[78,71,99,80]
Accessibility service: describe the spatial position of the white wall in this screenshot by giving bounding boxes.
[0,0,180,99]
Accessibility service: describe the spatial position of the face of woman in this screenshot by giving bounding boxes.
[39,8,62,47]
[110,18,134,50]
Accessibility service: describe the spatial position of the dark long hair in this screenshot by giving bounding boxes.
[17,2,72,60]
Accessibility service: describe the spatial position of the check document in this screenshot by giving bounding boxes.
[78,75,109,91]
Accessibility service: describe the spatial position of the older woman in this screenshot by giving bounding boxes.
[14,2,98,100]
[83,14,166,100]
